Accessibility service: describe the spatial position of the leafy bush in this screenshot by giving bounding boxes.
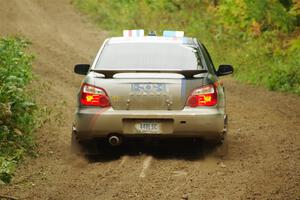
[232,43,300,94]
[215,0,300,94]
[217,0,296,35]
[0,37,38,184]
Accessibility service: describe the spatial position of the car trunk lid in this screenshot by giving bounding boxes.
[90,72,206,110]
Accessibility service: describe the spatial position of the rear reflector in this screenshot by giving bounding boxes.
[187,84,217,107]
[80,84,110,107]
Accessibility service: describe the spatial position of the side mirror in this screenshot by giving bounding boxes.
[217,64,233,76]
[74,64,90,75]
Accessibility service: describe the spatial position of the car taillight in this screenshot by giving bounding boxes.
[187,84,217,107]
[80,83,110,107]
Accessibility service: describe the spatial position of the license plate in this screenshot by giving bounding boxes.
[135,121,161,133]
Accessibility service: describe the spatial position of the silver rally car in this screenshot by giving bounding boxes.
[72,30,233,155]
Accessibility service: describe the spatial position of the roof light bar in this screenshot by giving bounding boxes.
[163,30,184,37]
[123,29,144,37]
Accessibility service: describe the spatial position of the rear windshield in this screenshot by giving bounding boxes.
[95,43,202,70]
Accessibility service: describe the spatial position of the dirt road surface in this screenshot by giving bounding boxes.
[0,0,299,199]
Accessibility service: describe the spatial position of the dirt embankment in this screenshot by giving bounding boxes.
[0,0,299,199]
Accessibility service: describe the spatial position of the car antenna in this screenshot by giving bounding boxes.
[148,31,156,36]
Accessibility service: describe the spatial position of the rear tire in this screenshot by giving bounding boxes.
[214,115,228,157]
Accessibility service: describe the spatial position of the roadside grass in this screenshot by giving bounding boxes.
[0,37,43,184]
[73,0,300,95]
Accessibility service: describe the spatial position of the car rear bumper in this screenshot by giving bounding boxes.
[74,107,225,140]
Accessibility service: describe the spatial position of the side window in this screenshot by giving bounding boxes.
[199,43,217,74]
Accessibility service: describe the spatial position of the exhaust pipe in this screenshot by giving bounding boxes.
[108,135,122,146]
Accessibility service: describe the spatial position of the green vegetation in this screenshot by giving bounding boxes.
[73,0,300,94]
[0,37,39,184]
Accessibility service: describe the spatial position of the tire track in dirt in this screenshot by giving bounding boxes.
[139,156,152,178]
[0,0,299,199]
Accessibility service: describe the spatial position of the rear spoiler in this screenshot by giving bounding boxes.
[90,69,208,78]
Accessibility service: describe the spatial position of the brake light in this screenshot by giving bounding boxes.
[80,84,110,107]
[187,84,217,107]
